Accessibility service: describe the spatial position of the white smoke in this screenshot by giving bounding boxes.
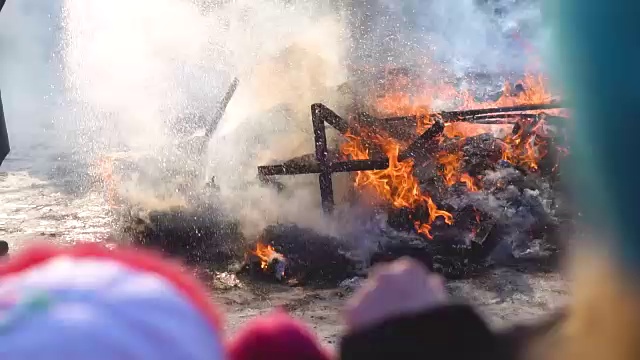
[346,0,545,77]
[0,0,548,238]
[56,0,353,236]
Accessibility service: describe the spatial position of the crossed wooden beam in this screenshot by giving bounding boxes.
[258,102,564,213]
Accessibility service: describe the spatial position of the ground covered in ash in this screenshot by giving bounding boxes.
[0,167,570,344]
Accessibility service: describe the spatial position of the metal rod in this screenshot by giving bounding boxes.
[398,120,445,162]
[379,115,418,122]
[311,103,360,136]
[311,104,334,213]
[357,112,417,142]
[204,77,239,139]
[258,159,390,176]
[440,102,563,121]
[467,113,539,121]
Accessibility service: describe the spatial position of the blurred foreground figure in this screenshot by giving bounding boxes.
[228,311,331,360]
[0,90,9,169]
[540,1,640,360]
[341,3,640,358]
[0,1,10,167]
[0,240,9,258]
[339,258,562,360]
[0,244,225,359]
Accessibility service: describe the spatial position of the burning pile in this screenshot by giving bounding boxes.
[97,70,569,286]
[256,70,569,282]
[338,72,567,239]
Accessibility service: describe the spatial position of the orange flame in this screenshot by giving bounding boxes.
[372,72,561,139]
[251,242,285,270]
[341,133,453,239]
[436,152,479,192]
[341,71,561,239]
[460,173,480,192]
[501,118,548,172]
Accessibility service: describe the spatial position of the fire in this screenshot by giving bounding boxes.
[436,152,479,192]
[438,152,462,186]
[463,73,553,108]
[373,72,557,137]
[501,118,548,171]
[341,133,453,239]
[341,70,560,239]
[251,242,285,271]
[444,122,502,139]
[460,174,480,192]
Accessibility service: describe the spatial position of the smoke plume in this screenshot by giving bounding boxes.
[0,0,546,238]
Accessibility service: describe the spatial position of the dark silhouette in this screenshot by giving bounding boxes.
[0,240,8,257]
[0,0,9,166]
[0,91,8,168]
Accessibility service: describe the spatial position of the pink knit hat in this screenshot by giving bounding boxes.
[0,243,225,359]
[228,310,331,360]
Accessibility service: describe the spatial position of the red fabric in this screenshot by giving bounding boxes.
[0,243,222,331]
[228,310,332,360]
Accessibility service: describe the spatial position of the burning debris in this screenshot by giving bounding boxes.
[243,224,358,286]
[255,72,569,281]
[248,241,287,280]
[103,70,569,286]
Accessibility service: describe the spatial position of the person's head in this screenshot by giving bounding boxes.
[0,243,225,359]
[228,310,331,360]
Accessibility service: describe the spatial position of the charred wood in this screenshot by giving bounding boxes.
[257,173,286,192]
[257,158,390,176]
[311,103,361,136]
[259,224,356,286]
[398,119,445,162]
[466,113,538,123]
[204,77,239,139]
[461,134,504,176]
[122,206,243,268]
[355,112,418,142]
[245,252,287,282]
[312,103,334,213]
[370,241,434,271]
[542,115,571,127]
[441,102,563,121]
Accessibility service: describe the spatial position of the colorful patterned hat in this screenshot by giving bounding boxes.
[0,244,225,359]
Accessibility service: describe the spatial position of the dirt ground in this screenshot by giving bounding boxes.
[0,169,570,345]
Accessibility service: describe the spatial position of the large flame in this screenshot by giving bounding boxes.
[374,72,556,136]
[342,71,559,239]
[341,133,453,239]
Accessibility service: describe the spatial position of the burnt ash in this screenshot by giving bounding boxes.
[251,224,358,287]
[121,205,244,269]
